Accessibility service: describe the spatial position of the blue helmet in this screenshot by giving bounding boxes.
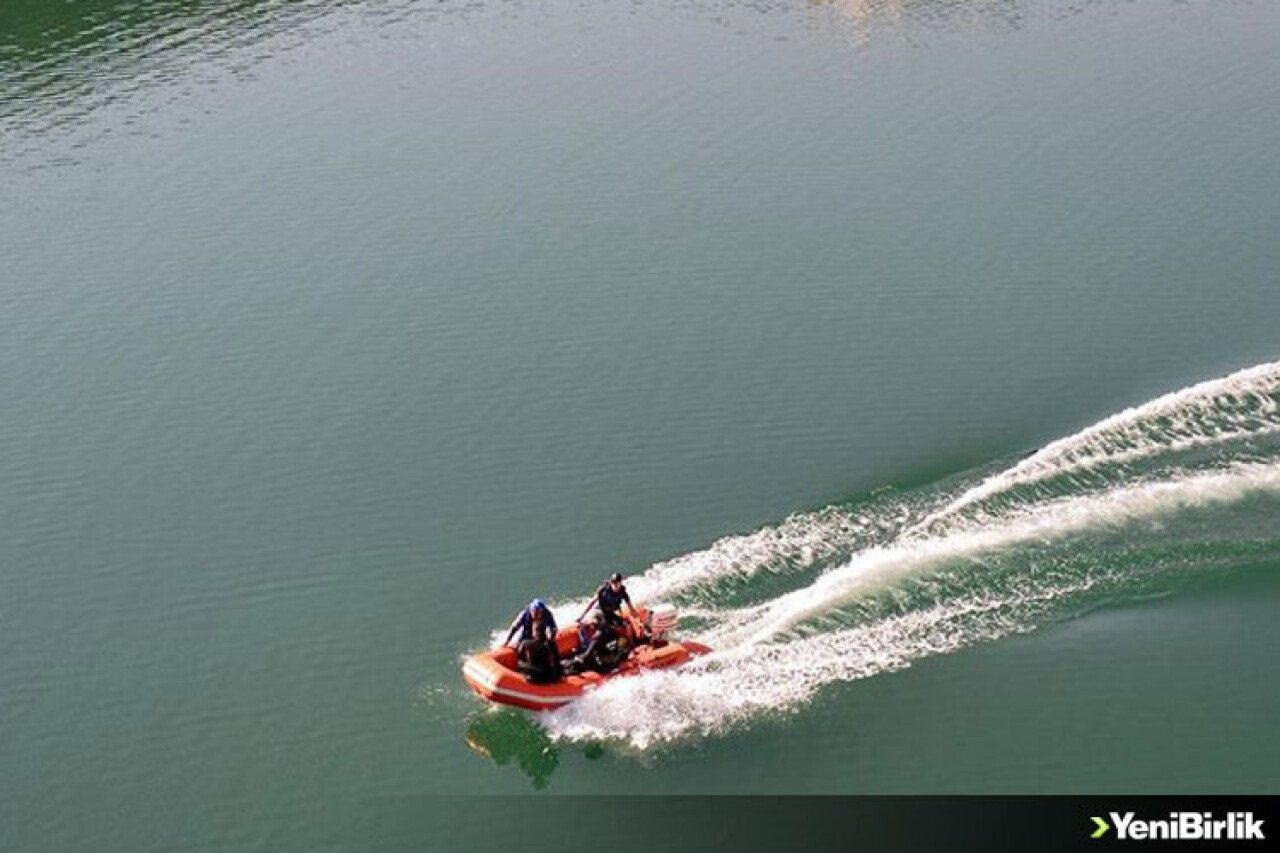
[529,598,547,612]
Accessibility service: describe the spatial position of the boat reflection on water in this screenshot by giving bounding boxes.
[464,710,562,789]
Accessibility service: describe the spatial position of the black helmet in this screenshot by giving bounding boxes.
[609,572,623,583]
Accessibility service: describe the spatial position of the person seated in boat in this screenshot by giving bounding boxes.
[575,609,611,653]
[565,609,630,675]
[503,598,558,648]
[577,573,639,640]
[517,628,562,684]
[504,600,562,683]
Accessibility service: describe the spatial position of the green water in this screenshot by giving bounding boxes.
[3,0,1280,848]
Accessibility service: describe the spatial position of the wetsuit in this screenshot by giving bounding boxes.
[517,632,562,683]
[596,582,632,616]
[590,583,633,635]
[567,622,626,674]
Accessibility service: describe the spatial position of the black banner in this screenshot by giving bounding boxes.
[359,796,1280,853]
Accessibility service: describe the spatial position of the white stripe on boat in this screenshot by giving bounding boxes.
[463,661,580,706]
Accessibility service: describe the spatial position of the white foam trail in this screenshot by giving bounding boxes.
[553,363,1280,612]
[533,495,951,629]
[546,582,1097,749]
[534,362,1280,748]
[546,460,1280,748]
[632,499,930,602]
[908,361,1280,535]
[709,462,1280,648]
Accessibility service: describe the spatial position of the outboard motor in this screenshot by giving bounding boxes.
[645,603,678,641]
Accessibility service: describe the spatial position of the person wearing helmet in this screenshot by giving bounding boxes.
[504,599,562,683]
[503,598,558,648]
[577,573,636,637]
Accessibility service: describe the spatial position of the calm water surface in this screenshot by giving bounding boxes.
[2,1,1279,850]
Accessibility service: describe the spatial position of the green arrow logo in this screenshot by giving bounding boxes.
[1091,816,1111,839]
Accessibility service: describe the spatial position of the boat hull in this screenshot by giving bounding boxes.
[463,616,710,711]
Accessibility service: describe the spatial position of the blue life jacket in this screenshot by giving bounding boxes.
[507,606,557,645]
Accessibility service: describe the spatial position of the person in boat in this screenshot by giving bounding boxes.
[577,573,638,640]
[566,609,630,675]
[518,630,562,684]
[504,599,558,648]
[504,599,562,683]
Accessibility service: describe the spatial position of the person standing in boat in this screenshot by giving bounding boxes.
[577,573,637,638]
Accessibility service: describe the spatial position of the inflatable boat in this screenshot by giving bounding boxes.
[463,605,710,711]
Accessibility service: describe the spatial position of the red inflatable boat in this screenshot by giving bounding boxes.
[463,605,710,711]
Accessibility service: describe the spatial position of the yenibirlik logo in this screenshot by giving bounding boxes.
[1091,813,1265,841]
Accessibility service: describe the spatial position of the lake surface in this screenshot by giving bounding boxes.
[2,0,1279,849]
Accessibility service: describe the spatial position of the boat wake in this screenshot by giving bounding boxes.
[540,361,1280,749]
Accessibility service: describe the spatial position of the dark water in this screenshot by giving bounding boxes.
[3,1,1279,849]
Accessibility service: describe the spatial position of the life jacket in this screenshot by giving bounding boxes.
[596,583,629,614]
[512,607,558,643]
